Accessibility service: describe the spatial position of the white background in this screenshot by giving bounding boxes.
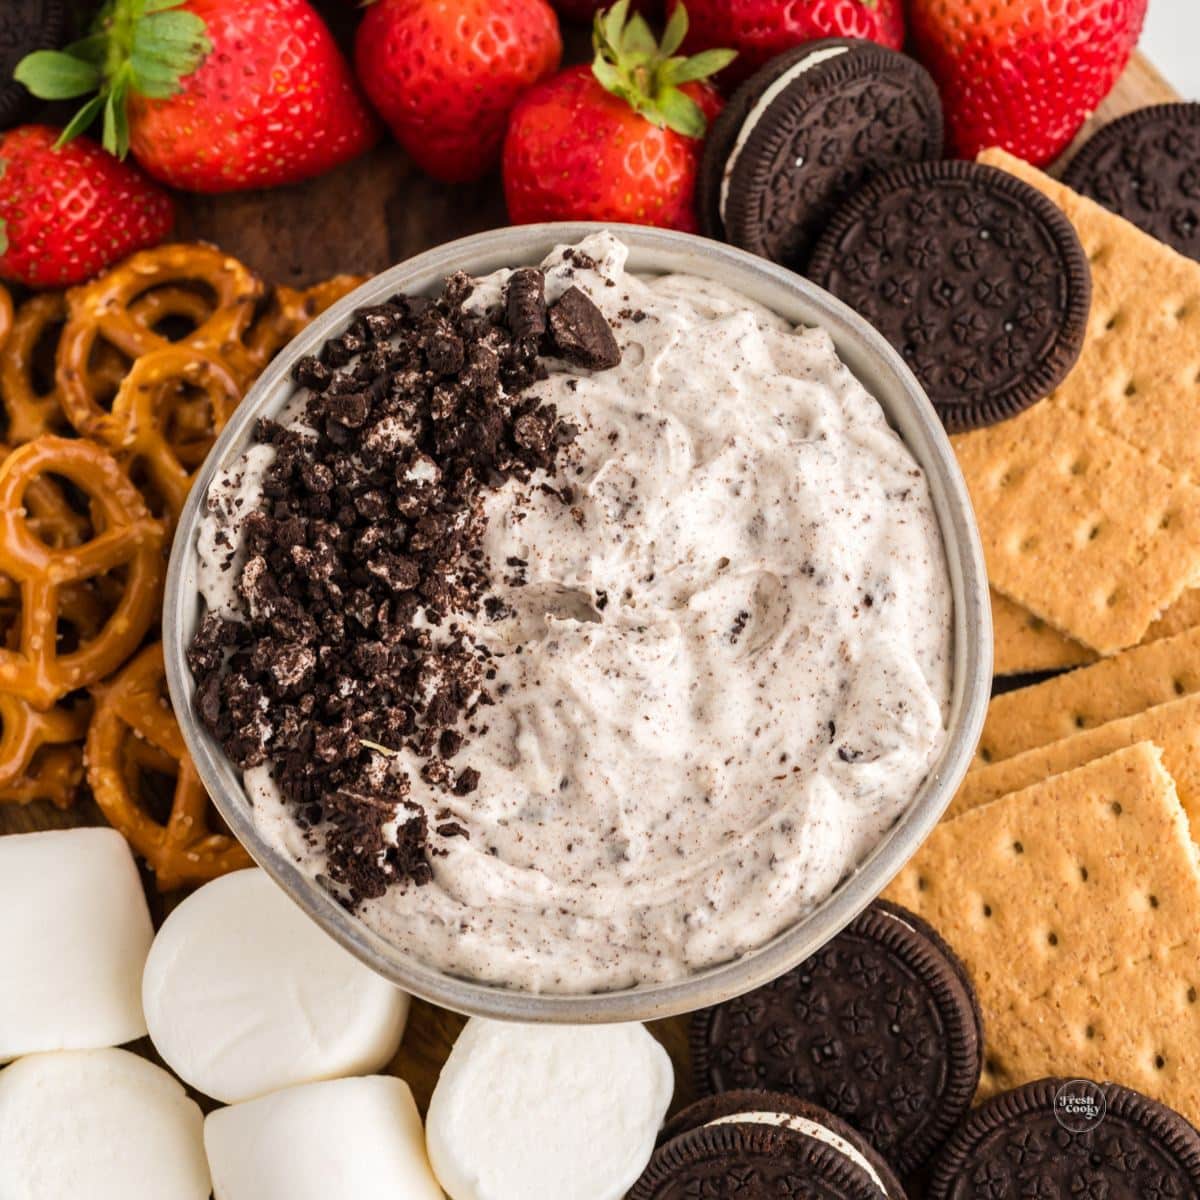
[1142,2,1199,97]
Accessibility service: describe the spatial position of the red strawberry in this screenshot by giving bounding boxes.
[503,3,731,231]
[908,0,1148,165]
[674,0,903,81]
[0,125,174,288]
[15,0,379,193]
[355,0,563,185]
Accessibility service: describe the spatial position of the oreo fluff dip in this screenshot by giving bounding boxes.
[191,233,952,993]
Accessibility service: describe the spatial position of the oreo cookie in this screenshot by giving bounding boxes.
[0,1,68,129]
[691,900,982,1178]
[929,1078,1200,1199]
[699,40,943,272]
[808,160,1092,433]
[1063,102,1200,262]
[632,1090,906,1199]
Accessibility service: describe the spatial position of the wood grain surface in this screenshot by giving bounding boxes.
[0,29,1180,1122]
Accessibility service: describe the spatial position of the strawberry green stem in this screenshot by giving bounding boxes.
[13,0,210,159]
[591,1,735,138]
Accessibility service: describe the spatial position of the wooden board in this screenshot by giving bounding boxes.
[0,34,1181,1126]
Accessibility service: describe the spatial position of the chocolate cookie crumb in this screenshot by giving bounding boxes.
[506,267,548,339]
[190,264,620,907]
[548,287,622,369]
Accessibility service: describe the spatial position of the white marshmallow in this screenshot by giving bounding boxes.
[204,1075,444,1200]
[426,1018,673,1200]
[143,868,409,1103]
[0,1048,210,1200]
[0,827,153,1061]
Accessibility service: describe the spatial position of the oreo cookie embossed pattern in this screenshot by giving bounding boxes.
[701,41,943,272]
[1064,102,1200,263]
[692,901,982,1177]
[929,1078,1200,1199]
[809,161,1092,432]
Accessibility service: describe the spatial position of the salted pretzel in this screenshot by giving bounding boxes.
[0,437,164,708]
[233,274,365,379]
[0,286,223,447]
[110,346,241,530]
[0,294,75,445]
[127,283,217,337]
[0,745,85,808]
[0,452,94,607]
[0,693,89,807]
[0,284,12,351]
[56,244,262,445]
[88,642,253,889]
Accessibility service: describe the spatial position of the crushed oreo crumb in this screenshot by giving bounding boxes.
[189,266,621,908]
[548,287,622,370]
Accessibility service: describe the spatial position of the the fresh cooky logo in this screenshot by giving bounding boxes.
[1053,1079,1108,1134]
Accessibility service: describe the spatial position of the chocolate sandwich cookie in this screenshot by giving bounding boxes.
[691,900,982,1178]
[1063,102,1200,262]
[699,40,943,271]
[928,1077,1200,1199]
[808,160,1092,433]
[632,1090,905,1200]
[0,1,68,129]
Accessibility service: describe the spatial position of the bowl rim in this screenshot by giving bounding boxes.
[164,222,992,1023]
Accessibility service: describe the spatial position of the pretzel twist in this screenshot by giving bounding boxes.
[0,284,12,351]
[56,244,262,446]
[0,694,90,807]
[0,294,74,445]
[87,642,252,889]
[0,437,164,708]
[111,346,242,530]
[0,745,85,808]
[232,274,365,379]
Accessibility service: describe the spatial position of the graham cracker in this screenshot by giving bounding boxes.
[885,744,1200,1120]
[951,691,1200,828]
[953,150,1200,654]
[993,587,1200,676]
[954,399,1200,654]
[991,587,1095,675]
[980,148,1200,480]
[976,627,1200,767]
[1146,586,1200,642]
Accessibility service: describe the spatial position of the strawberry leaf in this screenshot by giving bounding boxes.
[0,218,7,258]
[590,2,734,139]
[601,1,631,50]
[656,88,706,139]
[55,93,106,146]
[660,4,688,57]
[64,34,111,67]
[621,14,659,61]
[664,48,737,85]
[103,72,133,159]
[13,0,211,158]
[591,57,623,96]
[13,50,102,99]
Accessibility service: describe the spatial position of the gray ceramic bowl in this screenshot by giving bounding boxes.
[164,223,991,1023]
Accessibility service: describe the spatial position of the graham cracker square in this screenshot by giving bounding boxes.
[976,627,1200,767]
[990,588,1095,675]
[886,744,1200,1120]
[954,401,1200,653]
[951,692,1200,829]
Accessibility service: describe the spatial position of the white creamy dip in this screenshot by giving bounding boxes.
[199,233,953,993]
